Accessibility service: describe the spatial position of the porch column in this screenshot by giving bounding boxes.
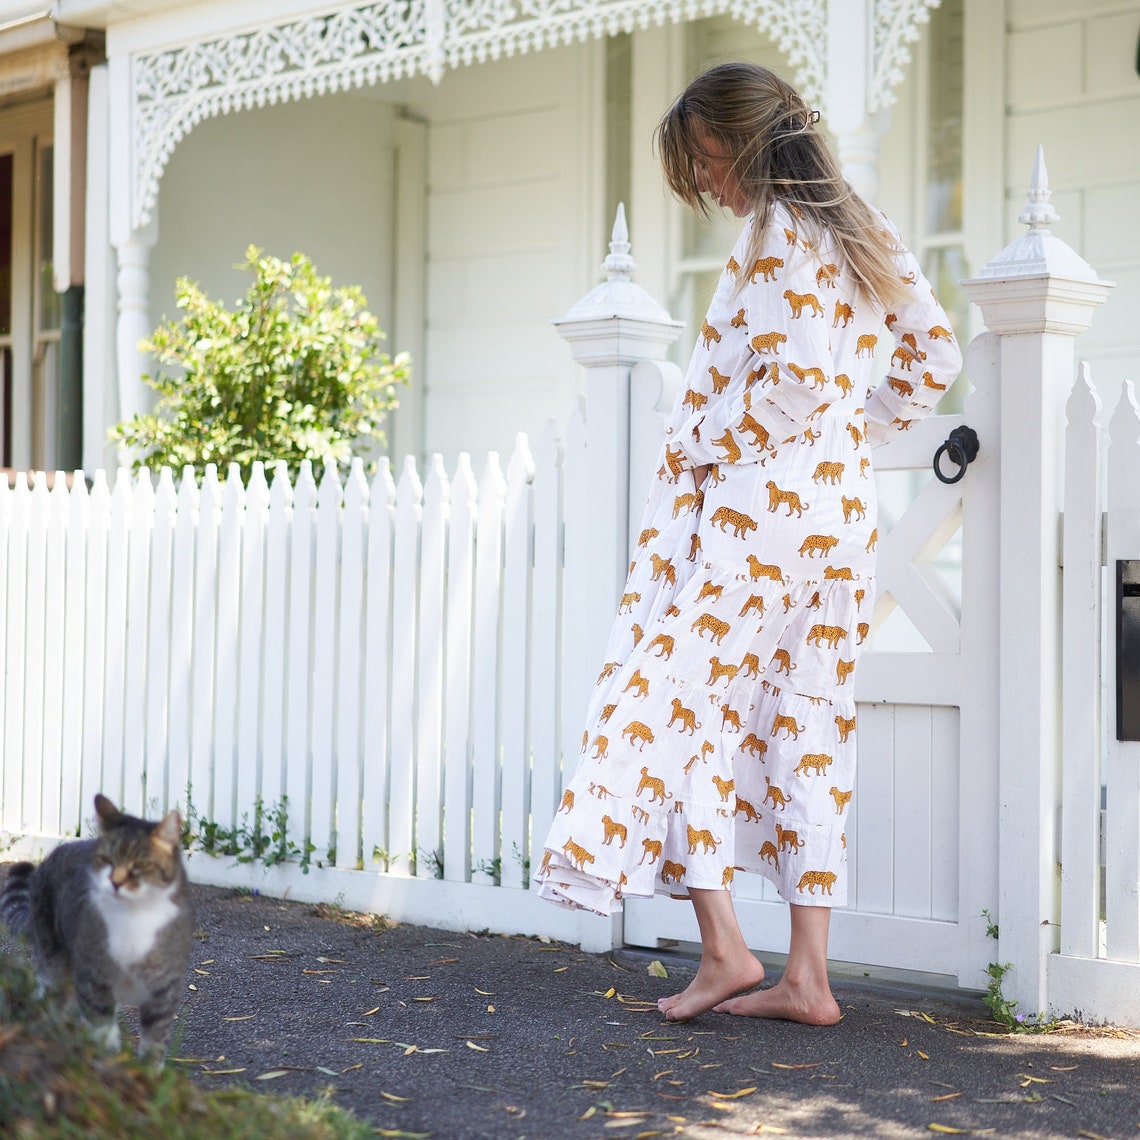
[552,204,682,951]
[824,0,885,203]
[107,49,157,462]
[962,148,1112,1016]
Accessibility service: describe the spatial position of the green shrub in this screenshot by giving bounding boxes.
[111,247,411,482]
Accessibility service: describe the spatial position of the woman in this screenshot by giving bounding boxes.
[536,63,962,1025]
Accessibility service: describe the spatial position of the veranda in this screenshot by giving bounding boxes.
[1,156,1137,1026]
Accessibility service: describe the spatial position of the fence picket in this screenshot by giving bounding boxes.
[145,468,177,814]
[416,456,448,878]
[528,422,563,882]
[81,473,111,827]
[1061,365,1104,957]
[362,460,396,872]
[471,453,506,885]
[261,463,292,815]
[311,465,343,861]
[286,462,318,850]
[5,477,30,831]
[42,475,69,836]
[1105,381,1140,963]
[443,455,477,882]
[335,460,368,869]
[24,476,49,831]
[61,474,89,835]
[190,467,222,821]
[122,471,154,815]
[211,468,244,830]
[237,464,270,821]
[168,469,198,816]
[389,458,423,874]
[0,480,10,828]
[103,470,132,811]
[501,435,535,889]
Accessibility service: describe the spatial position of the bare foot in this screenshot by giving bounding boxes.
[657,952,765,1022]
[713,974,841,1026]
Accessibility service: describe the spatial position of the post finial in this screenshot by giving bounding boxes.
[602,203,636,282]
[1018,145,1060,231]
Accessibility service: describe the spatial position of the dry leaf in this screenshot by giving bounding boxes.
[917,1050,930,1060]
[380,1091,409,1102]
[201,1067,246,1075]
[648,960,669,979]
[487,1005,496,1013]
[317,956,347,964]
[931,1093,962,1102]
[374,1131,430,1139]
[255,1070,290,1080]
[467,1041,490,1052]
[554,966,570,973]
[927,1126,970,1135]
[581,1079,609,1089]
[602,987,617,999]
[710,1086,757,1099]
[362,1006,381,1016]
[474,987,494,995]
[771,1062,823,1070]
[222,1015,255,1022]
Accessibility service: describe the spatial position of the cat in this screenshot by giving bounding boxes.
[0,794,195,1062]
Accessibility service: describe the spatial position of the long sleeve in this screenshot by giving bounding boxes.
[863,236,963,446]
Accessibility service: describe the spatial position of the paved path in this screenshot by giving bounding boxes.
[172,885,1140,1139]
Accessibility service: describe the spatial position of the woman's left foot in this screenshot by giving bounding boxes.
[657,953,765,1022]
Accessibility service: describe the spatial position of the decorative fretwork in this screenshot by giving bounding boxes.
[129,0,938,230]
[869,0,941,111]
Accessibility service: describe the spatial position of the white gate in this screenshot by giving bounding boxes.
[624,337,1001,989]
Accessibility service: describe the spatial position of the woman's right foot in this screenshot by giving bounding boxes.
[657,952,765,1022]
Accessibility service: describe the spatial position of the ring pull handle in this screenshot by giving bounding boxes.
[933,425,980,485]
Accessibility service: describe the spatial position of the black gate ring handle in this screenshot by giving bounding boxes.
[933,425,980,485]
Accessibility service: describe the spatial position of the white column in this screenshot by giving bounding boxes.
[824,0,885,204]
[962,148,1113,1016]
[107,49,158,464]
[113,227,157,431]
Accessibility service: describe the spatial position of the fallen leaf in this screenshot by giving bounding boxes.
[900,1038,909,1047]
[342,1063,363,1073]
[1049,1065,1078,1071]
[580,1079,609,1089]
[467,1041,490,1052]
[771,1062,824,1070]
[710,1086,757,1099]
[648,960,669,979]
[255,1070,290,1080]
[474,987,495,995]
[201,1067,246,1075]
[931,1093,962,1102]
[917,1050,929,1060]
[222,1015,255,1022]
[413,996,439,1002]
[317,956,348,964]
[362,1006,381,1016]
[1016,1075,1053,1087]
[193,968,210,976]
[554,966,570,973]
[373,1131,430,1139]
[380,1091,410,1102]
[487,1005,496,1013]
[602,987,617,999]
[652,1070,674,1080]
[927,1126,970,1135]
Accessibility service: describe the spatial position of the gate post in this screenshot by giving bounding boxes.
[962,148,1113,1015]
[552,205,682,951]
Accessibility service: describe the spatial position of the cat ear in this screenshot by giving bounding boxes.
[151,810,183,856]
[94,794,122,827]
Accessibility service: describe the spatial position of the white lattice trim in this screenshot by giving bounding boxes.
[129,0,937,231]
[869,0,941,111]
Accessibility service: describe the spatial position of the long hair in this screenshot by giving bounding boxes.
[655,62,909,310]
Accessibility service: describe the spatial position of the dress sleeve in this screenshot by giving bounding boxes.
[863,235,963,447]
[666,216,841,469]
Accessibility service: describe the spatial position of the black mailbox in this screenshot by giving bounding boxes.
[1119,560,1140,741]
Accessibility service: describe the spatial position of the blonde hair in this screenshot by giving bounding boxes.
[655,62,910,310]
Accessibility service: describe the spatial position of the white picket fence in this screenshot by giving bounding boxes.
[1049,367,1140,1021]
[0,417,634,947]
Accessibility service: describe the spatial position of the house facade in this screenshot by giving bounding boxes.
[0,0,1134,476]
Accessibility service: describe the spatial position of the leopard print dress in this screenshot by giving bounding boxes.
[537,205,961,914]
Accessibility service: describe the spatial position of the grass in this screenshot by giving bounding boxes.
[0,950,374,1139]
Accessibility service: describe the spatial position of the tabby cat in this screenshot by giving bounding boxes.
[0,794,195,1061]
